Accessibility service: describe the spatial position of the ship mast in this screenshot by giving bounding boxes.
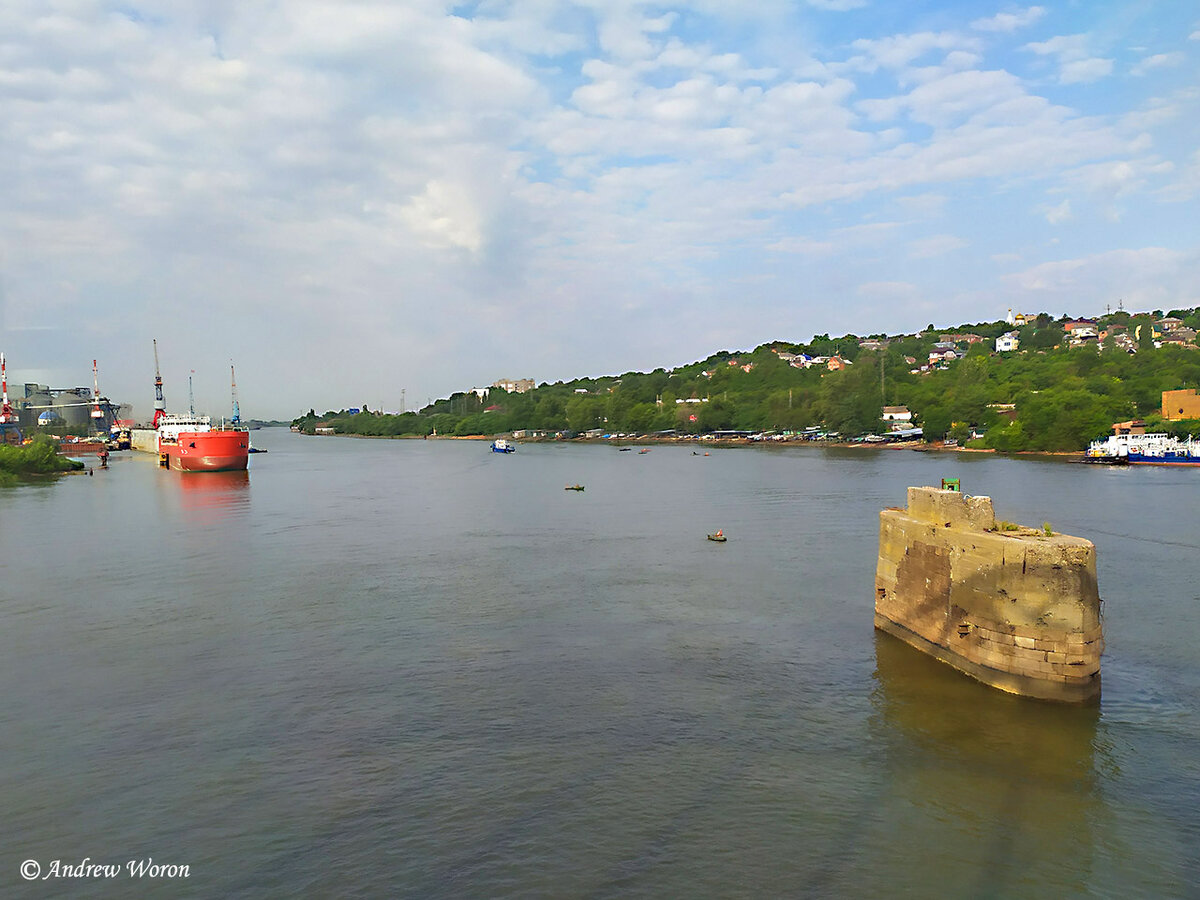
[188,371,195,416]
[152,339,166,427]
[230,363,241,426]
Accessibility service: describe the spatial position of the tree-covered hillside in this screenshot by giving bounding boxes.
[293,308,1200,452]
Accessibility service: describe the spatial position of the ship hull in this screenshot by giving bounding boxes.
[1126,454,1200,465]
[165,430,249,472]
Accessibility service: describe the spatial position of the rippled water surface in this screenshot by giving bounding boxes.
[3,433,1198,897]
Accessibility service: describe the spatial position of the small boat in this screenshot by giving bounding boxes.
[565,484,585,491]
[491,439,516,453]
[707,531,727,542]
[638,448,651,454]
[618,447,633,452]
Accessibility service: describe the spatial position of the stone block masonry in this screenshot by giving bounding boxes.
[875,486,1102,702]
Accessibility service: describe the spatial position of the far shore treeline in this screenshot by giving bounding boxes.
[291,308,1200,452]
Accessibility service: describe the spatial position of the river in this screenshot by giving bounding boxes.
[2,431,1197,897]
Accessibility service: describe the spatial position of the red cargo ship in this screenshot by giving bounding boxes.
[156,414,249,472]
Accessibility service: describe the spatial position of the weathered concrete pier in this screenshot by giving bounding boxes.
[875,486,1103,702]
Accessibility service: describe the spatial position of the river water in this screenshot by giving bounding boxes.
[2,432,1197,898]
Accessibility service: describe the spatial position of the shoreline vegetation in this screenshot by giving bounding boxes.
[293,308,1200,452]
[0,434,86,486]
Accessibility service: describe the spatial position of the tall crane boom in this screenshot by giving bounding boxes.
[230,364,241,426]
[91,359,105,422]
[0,352,15,423]
[152,339,166,427]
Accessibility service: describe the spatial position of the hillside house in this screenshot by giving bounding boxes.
[1159,328,1197,347]
[996,332,1020,352]
[1156,317,1184,334]
[881,406,913,431]
[929,343,958,364]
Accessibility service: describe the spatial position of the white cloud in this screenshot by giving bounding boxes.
[1023,33,1113,84]
[1045,198,1071,224]
[857,281,921,301]
[1131,52,1185,76]
[907,234,967,258]
[1060,57,1113,84]
[806,0,867,10]
[1006,248,1200,311]
[766,237,835,255]
[971,7,1046,33]
[848,32,974,72]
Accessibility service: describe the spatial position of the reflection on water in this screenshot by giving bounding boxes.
[869,631,1102,897]
[173,470,251,512]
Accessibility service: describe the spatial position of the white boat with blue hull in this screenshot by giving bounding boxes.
[491,439,516,453]
[1086,433,1200,465]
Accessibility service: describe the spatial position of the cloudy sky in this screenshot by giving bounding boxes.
[2,1,1198,419]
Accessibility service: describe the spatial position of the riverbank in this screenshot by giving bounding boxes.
[0,435,86,485]
[299,429,1101,459]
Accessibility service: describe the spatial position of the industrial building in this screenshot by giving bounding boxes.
[14,383,128,433]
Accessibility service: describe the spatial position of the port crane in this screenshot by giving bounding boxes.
[91,360,106,424]
[0,352,22,444]
[152,339,166,427]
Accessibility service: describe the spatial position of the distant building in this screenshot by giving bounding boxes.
[1111,420,1146,435]
[882,406,912,431]
[1156,317,1184,334]
[1163,389,1200,421]
[1006,309,1032,326]
[1159,328,1197,347]
[996,332,1020,352]
[493,378,535,394]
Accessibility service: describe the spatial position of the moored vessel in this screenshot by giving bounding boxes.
[156,414,249,472]
[1086,432,1200,465]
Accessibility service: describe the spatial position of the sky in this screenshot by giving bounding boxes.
[1,1,1198,420]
